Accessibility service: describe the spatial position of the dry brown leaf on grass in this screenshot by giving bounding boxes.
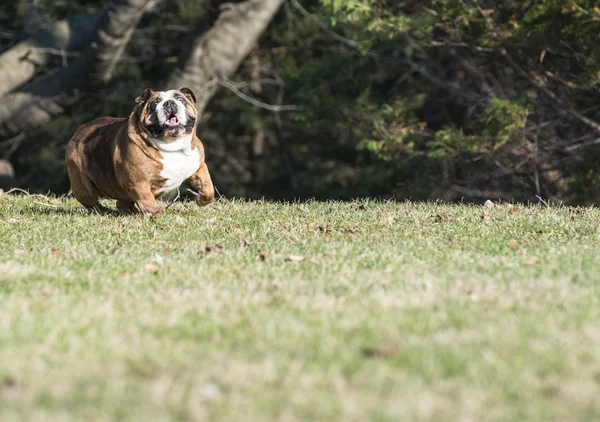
[362,345,400,358]
[50,248,61,257]
[144,263,159,273]
[482,211,491,222]
[164,248,172,256]
[284,254,308,263]
[199,245,224,257]
[380,214,394,225]
[434,214,456,223]
[258,250,276,261]
[506,240,524,253]
[341,224,358,233]
[319,224,333,233]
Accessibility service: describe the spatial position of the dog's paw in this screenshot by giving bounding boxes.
[196,190,215,207]
[196,197,214,207]
[141,206,164,217]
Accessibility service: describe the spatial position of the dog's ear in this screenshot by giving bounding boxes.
[178,87,196,104]
[135,88,154,104]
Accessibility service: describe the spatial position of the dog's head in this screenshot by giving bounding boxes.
[132,87,197,143]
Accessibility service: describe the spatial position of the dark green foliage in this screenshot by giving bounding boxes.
[2,0,600,203]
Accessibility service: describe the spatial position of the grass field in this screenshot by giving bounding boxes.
[1,195,600,421]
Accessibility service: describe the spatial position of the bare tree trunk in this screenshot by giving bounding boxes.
[0,0,159,139]
[0,10,104,97]
[167,0,285,120]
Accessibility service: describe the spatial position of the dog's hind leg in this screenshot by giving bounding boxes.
[67,164,108,213]
[117,200,137,214]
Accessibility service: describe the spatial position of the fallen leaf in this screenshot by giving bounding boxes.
[144,263,159,273]
[240,239,250,250]
[494,204,505,211]
[434,214,456,223]
[352,204,366,211]
[482,211,490,222]
[506,240,523,253]
[341,224,358,233]
[199,245,224,256]
[526,258,540,266]
[284,254,308,263]
[318,224,333,233]
[2,376,17,388]
[164,248,172,256]
[380,214,394,225]
[258,250,276,261]
[50,248,61,257]
[481,9,494,16]
[513,208,519,215]
[484,200,494,208]
[362,345,399,358]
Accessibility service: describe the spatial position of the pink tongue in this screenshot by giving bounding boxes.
[168,117,178,126]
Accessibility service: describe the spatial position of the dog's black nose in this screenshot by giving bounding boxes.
[163,100,177,116]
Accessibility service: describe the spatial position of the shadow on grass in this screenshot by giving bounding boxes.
[29,204,123,217]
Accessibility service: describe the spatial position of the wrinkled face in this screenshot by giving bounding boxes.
[135,87,197,142]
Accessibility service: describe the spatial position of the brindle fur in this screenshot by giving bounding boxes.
[65,87,214,216]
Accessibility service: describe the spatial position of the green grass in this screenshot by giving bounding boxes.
[1,195,600,421]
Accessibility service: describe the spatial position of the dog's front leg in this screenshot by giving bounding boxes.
[128,186,163,217]
[188,162,215,206]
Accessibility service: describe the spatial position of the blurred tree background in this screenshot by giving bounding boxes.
[1,0,600,203]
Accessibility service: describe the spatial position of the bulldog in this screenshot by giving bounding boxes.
[66,87,214,216]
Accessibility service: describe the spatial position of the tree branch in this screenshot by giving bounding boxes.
[166,0,285,120]
[0,0,160,139]
[0,9,105,97]
[218,76,299,112]
[501,48,600,135]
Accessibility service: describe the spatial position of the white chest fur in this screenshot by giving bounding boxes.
[150,135,200,197]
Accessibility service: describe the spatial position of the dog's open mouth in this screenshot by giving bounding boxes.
[165,114,179,126]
